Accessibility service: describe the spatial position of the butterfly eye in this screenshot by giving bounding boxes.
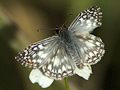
[55,25,67,34]
[55,28,59,34]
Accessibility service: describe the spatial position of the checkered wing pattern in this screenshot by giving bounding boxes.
[74,34,104,67]
[68,6,102,35]
[15,36,59,68]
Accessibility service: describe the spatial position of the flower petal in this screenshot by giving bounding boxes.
[29,69,54,88]
[75,65,92,80]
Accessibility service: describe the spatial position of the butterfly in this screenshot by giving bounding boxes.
[15,6,105,88]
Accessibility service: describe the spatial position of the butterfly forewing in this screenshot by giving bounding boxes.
[15,36,59,68]
[68,6,102,35]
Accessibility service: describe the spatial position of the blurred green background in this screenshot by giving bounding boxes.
[0,0,120,90]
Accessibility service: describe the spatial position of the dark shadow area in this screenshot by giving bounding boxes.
[0,23,25,90]
[103,35,120,90]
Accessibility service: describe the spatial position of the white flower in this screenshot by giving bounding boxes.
[29,65,92,88]
[29,69,54,88]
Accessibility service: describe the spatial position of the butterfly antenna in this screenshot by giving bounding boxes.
[37,28,57,32]
[62,14,72,28]
[37,14,72,32]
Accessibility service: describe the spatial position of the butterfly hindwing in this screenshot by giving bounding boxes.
[74,34,105,65]
[41,44,76,80]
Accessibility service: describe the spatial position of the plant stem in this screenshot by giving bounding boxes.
[64,77,70,90]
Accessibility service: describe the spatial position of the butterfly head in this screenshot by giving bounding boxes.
[55,25,67,34]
